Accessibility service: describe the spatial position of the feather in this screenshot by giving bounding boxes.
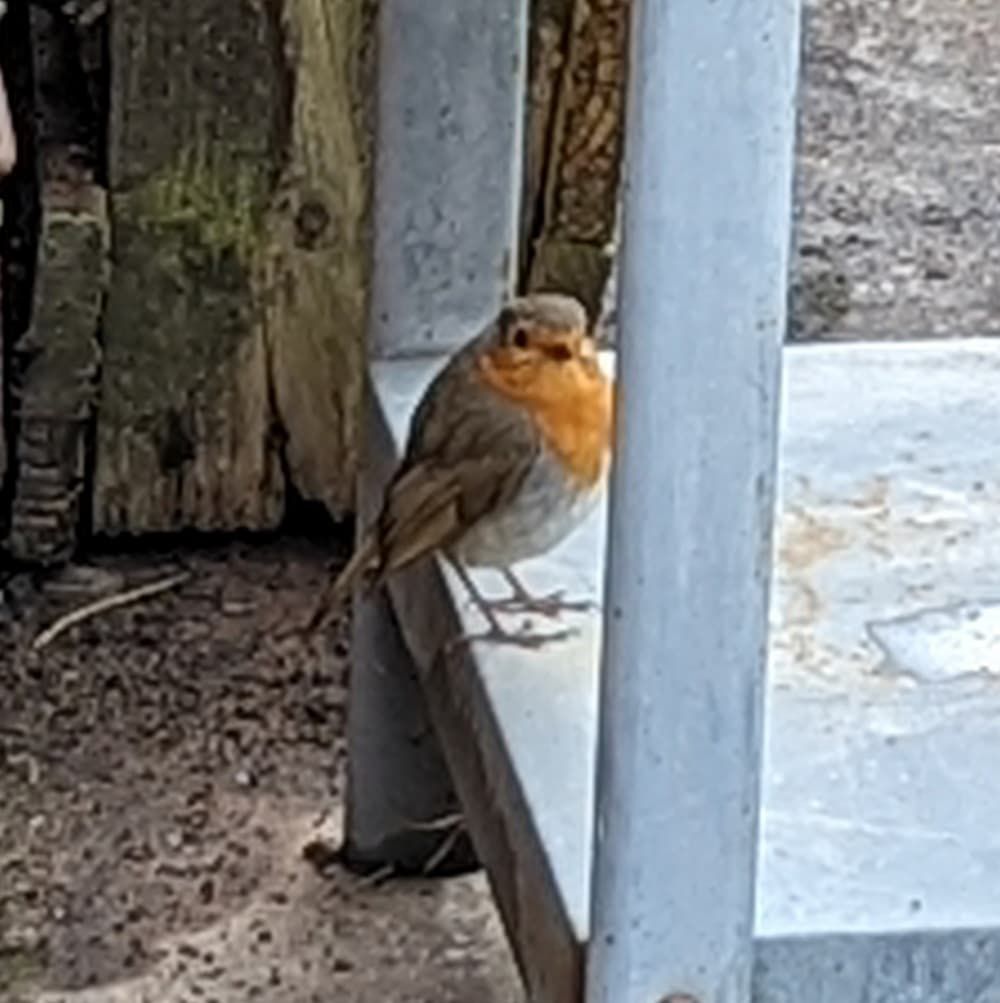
[306,532,379,631]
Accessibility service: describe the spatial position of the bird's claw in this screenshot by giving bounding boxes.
[454,620,577,650]
[445,560,585,651]
[486,589,595,620]
[493,568,596,620]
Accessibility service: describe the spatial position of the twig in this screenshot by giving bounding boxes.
[31,571,191,651]
[357,864,396,889]
[422,824,465,876]
[406,812,464,833]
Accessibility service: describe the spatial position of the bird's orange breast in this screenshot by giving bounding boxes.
[477,352,614,488]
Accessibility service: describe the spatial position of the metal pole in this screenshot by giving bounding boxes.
[343,386,478,875]
[370,0,526,359]
[345,0,527,871]
[345,578,477,874]
[587,0,802,999]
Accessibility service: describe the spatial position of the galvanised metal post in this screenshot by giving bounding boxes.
[369,0,527,359]
[588,0,802,1000]
[345,0,528,870]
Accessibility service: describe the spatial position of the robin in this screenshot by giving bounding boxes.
[310,292,614,645]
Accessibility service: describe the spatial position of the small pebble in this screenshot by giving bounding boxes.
[5,924,42,951]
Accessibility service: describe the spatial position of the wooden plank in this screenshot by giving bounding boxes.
[95,0,369,533]
[0,0,40,528]
[7,183,107,563]
[521,0,629,320]
[261,0,371,516]
[1,2,107,564]
[96,0,285,533]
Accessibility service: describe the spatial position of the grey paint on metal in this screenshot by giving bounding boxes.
[867,601,1000,683]
[344,585,476,873]
[344,382,476,874]
[371,341,1000,996]
[346,0,528,874]
[754,930,1000,1002]
[760,339,1000,941]
[369,358,594,1001]
[587,0,802,999]
[369,0,527,359]
[371,354,611,948]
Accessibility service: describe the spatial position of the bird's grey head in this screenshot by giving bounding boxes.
[498,293,589,339]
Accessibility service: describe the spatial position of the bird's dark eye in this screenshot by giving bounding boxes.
[511,327,529,349]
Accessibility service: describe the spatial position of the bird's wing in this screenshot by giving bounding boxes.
[310,408,533,626]
[373,383,540,579]
[312,335,533,624]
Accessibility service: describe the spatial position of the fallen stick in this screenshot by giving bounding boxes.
[406,812,464,833]
[31,571,191,651]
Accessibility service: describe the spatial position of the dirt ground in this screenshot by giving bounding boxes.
[0,534,523,1003]
[789,0,1000,341]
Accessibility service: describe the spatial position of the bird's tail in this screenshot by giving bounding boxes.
[307,533,379,633]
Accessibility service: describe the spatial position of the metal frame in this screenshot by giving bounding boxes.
[347,0,802,1000]
[344,0,528,871]
[588,0,802,999]
[368,0,526,358]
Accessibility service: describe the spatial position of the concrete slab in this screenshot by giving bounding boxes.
[370,339,1000,984]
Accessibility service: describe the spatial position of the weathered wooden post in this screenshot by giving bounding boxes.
[4,2,107,565]
[95,0,369,536]
[520,0,629,320]
[588,0,802,999]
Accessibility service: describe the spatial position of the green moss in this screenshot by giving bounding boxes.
[99,139,276,429]
[131,139,270,267]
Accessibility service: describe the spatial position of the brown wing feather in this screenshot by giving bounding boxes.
[373,408,539,581]
[373,464,466,573]
[366,324,540,579]
[308,324,537,632]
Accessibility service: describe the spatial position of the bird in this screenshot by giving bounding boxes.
[309,292,614,646]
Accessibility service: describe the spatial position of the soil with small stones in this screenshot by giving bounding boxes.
[0,537,522,1003]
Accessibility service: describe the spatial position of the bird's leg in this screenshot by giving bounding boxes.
[445,558,574,649]
[487,567,596,619]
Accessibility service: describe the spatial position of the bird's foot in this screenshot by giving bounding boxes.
[445,597,576,652]
[490,568,595,620]
[487,589,594,620]
[455,618,577,650]
[444,559,582,649]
